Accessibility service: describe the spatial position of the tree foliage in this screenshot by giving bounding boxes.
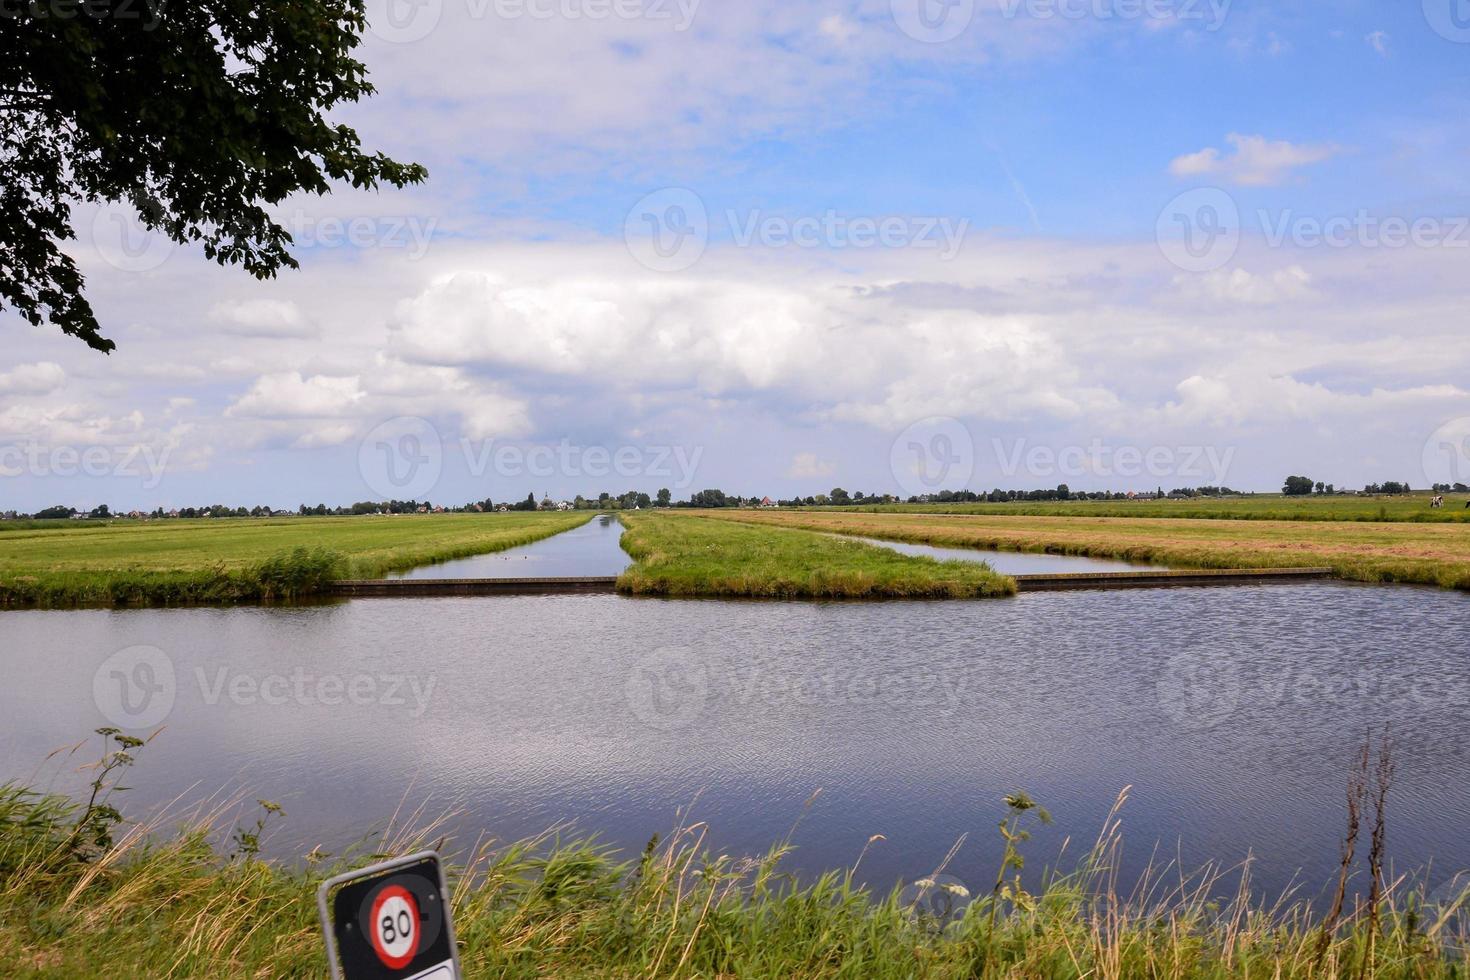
[1,0,426,351]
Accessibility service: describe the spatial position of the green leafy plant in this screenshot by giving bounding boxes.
[989,790,1052,930]
[70,727,146,858]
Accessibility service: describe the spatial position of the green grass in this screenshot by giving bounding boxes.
[840,493,1470,523]
[3,743,1466,978]
[616,511,1016,598]
[0,512,590,608]
[708,510,1470,592]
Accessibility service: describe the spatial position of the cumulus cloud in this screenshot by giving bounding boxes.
[0,362,65,396]
[1155,372,1466,428]
[1169,133,1342,186]
[209,299,319,339]
[787,452,835,479]
[1173,265,1314,305]
[227,372,366,419]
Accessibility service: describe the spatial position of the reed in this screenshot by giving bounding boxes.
[3,731,1466,977]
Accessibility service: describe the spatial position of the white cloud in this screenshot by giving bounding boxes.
[209,299,319,339]
[787,452,835,479]
[0,362,66,396]
[1173,265,1314,305]
[1169,133,1342,186]
[1365,31,1390,57]
[8,200,1470,502]
[227,372,365,419]
[1227,31,1290,58]
[1156,372,1466,428]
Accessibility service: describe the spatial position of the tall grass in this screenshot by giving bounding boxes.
[3,732,1467,977]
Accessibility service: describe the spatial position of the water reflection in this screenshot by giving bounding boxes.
[2,582,1467,903]
[387,513,630,579]
[848,535,1167,574]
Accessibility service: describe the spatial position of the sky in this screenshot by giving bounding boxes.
[4,0,1470,510]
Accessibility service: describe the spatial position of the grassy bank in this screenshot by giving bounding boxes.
[844,494,1470,523]
[702,510,1470,592]
[0,513,589,608]
[616,511,1015,598]
[2,742,1465,977]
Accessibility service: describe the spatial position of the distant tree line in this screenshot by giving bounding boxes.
[1283,476,1421,496]
[14,476,1464,524]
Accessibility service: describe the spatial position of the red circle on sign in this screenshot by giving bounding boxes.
[368,884,420,970]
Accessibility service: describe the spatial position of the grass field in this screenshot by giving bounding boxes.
[3,735,1465,978]
[616,511,1016,598]
[702,509,1470,592]
[843,494,1470,523]
[0,512,588,607]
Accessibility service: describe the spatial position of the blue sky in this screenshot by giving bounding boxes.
[4,0,1470,510]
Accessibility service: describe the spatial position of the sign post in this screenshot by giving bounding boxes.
[317,851,461,980]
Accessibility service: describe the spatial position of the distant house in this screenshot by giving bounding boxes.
[759,496,777,508]
[496,504,509,513]
[556,500,574,511]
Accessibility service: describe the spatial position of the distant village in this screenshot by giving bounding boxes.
[5,478,1455,523]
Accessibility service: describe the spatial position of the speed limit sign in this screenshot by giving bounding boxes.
[317,852,461,980]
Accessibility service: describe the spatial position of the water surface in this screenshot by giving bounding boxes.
[387,513,629,579]
[4,582,1467,903]
[849,535,1166,574]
